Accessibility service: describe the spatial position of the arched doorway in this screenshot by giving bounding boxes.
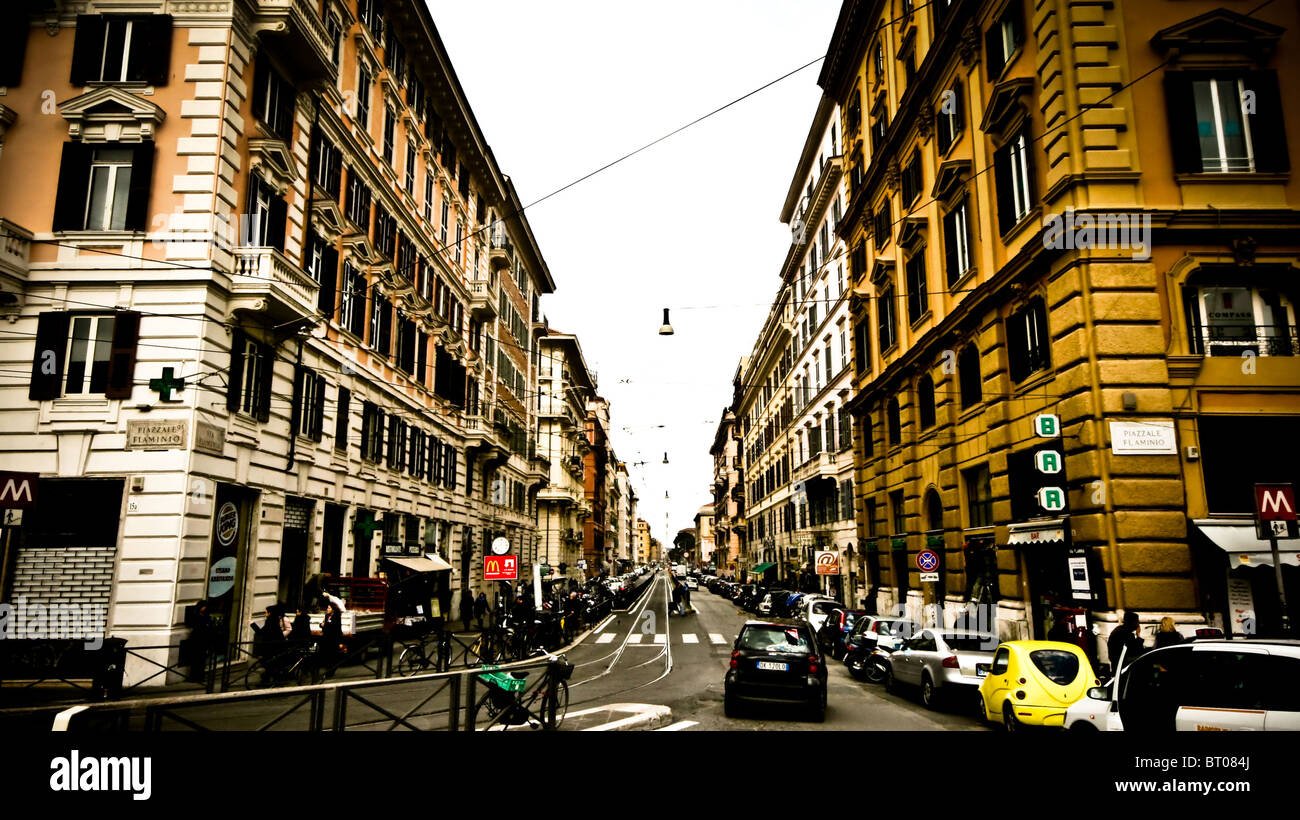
[922,488,947,626]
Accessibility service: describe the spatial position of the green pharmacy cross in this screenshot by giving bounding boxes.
[149,367,186,402]
[355,513,382,539]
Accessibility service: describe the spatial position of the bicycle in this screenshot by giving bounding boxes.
[241,642,319,689]
[471,654,573,731]
[465,625,507,666]
[396,629,452,676]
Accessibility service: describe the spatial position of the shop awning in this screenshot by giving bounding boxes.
[1007,519,1067,545]
[1194,520,1300,568]
[384,555,453,573]
[752,562,775,574]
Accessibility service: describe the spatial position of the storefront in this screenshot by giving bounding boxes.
[1192,519,1300,637]
[1007,517,1102,644]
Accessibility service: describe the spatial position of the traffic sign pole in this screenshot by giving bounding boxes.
[1255,483,1296,635]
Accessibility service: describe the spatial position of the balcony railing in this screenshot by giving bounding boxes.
[0,218,32,282]
[489,230,513,269]
[231,246,320,322]
[468,278,497,319]
[248,0,335,80]
[1191,325,1297,357]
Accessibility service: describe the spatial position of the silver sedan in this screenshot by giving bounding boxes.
[885,629,999,711]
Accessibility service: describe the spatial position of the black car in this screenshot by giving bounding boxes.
[725,619,828,721]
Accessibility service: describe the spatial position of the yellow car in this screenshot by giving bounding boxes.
[978,641,1099,731]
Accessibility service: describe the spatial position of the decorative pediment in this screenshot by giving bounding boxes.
[310,195,348,242]
[343,233,377,263]
[59,86,165,142]
[1151,9,1283,58]
[247,137,298,195]
[979,78,1034,139]
[871,258,896,284]
[932,159,973,203]
[897,216,928,250]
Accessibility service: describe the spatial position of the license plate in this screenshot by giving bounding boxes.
[757,661,788,672]
[976,664,989,678]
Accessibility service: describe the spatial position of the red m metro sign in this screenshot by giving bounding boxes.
[484,555,518,581]
[1255,484,1298,540]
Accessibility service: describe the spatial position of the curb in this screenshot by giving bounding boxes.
[570,703,673,731]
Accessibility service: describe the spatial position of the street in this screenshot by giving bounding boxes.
[562,571,989,731]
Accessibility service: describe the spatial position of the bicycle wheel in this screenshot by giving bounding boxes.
[540,680,569,730]
[241,659,269,690]
[472,688,509,730]
[397,646,430,677]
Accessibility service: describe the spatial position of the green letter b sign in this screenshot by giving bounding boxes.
[1034,414,1060,438]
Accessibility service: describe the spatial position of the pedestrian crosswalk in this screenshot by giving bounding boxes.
[595,632,731,646]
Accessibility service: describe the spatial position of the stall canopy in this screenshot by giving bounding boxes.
[752,562,775,574]
[1194,520,1300,568]
[384,555,453,572]
[1006,519,1067,545]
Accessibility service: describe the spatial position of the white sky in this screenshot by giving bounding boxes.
[429,0,842,545]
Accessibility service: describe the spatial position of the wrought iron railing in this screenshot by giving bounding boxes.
[1191,325,1298,357]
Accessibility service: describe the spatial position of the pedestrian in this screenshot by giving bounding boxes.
[288,605,313,646]
[460,592,475,632]
[474,591,490,629]
[1048,612,1074,643]
[671,578,684,616]
[681,579,693,615]
[1154,617,1185,648]
[318,599,347,677]
[1107,610,1145,675]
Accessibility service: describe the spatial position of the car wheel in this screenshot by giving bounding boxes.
[920,674,939,710]
[810,690,827,723]
[864,658,887,684]
[846,654,866,680]
[1002,701,1021,733]
[1069,721,1099,733]
[724,693,741,719]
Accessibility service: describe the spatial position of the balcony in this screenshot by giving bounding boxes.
[463,413,508,457]
[793,450,840,484]
[247,0,335,81]
[532,314,548,337]
[0,218,32,288]
[468,278,498,320]
[230,246,320,324]
[489,230,513,270]
[1190,325,1298,358]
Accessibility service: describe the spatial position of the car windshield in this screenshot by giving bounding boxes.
[739,626,811,654]
[1030,649,1081,685]
[876,620,912,637]
[942,634,997,652]
[811,602,837,615]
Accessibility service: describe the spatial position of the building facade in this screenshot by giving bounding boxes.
[694,503,716,568]
[0,0,569,683]
[708,385,745,578]
[819,0,1299,654]
[535,330,594,584]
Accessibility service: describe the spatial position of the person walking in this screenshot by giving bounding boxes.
[671,578,684,616]
[1154,617,1185,648]
[459,592,475,632]
[474,592,490,630]
[1107,610,1146,675]
[680,578,693,615]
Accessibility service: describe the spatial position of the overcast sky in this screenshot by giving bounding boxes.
[429,0,842,545]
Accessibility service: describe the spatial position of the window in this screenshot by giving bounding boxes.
[357,0,384,42]
[252,54,295,143]
[874,201,892,248]
[854,318,870,375]
[838,405,851,451]
[1165,71,1287,175]
[995,128,1035,234]
[310,133,342,200]
[963,465,993,528]
[439,200,449,245]
[424,172,434,222]
[1006,297,1050,383]
[404,142,416,195]
[243,173,287,250]
[905,250,928,324]
[69,14,172,86]
[887,397,902,446]
[917,375,936,429]
[340,264,367,337]
[370,285,392,355]
[985,2,1024,78]
[345,173,371,232]
[1198,416,1300,514]
[227,329,273,422]
[958,343,982,408]
[355,65,372,131]
[901,149,922,204]
[936,81,964,154]
[396,313,417,375]
[943,198,972,285]
[877,283,897,352]
[1186,284,1296,357]
[360,401,385,462]
[1029,649,1081,685]
[334,386,350,452]
[373,205,396,258]
[325,14,342,68]
[292,366,325,441]
[383,107,396,165]
[52,143,154,233]
[386,415,407,471]
[28,311,140,401]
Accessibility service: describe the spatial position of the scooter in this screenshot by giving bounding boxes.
[861,635,906,684]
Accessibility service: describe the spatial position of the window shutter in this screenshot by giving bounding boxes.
[360,403,372,459]
[251,55,268,123]
[378,300,392,355]
[291,365,305,436]
[227,329,246,412]
[104,310,141,399]
[52,142,93,231]
[29,312,70,401]
[124,141,155,231]
[335,386,350,450]
[1246,71,1289,173]
[1007,309,1028,383]
[312,376,326,441]
[255,342,274,422]
[984,25,1001,80]
[1163,74,1201,175]
[267,193,287,251]
[0,13,29,87]
[318,242,338,318]
[374,411,385,462]
[132,14,173,85]
[943,211,959,283]
[69,15,106,85]
[994,144,1015,235]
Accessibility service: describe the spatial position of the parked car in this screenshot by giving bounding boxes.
[734,584,759,610]
[724,619,828,721]
[884,629,999,710]
[1064,639,1300,732]
[799,597,843,633]
[978,641,1100,731]
[843,617,921,679]
[684,577,698,591]
[758,588,792,617]
[816,609,867,660]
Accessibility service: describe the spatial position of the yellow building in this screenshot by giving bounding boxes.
[819,0,1300,658]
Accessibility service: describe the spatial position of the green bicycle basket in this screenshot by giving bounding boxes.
[477,665,527,693]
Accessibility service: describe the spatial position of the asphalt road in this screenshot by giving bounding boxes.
[563,570,992,731]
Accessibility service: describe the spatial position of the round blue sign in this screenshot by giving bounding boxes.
[917,550,939,572]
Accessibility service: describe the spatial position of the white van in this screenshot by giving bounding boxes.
[1065,639,1300,731]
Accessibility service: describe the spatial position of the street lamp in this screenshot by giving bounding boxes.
[658,308,674,336]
